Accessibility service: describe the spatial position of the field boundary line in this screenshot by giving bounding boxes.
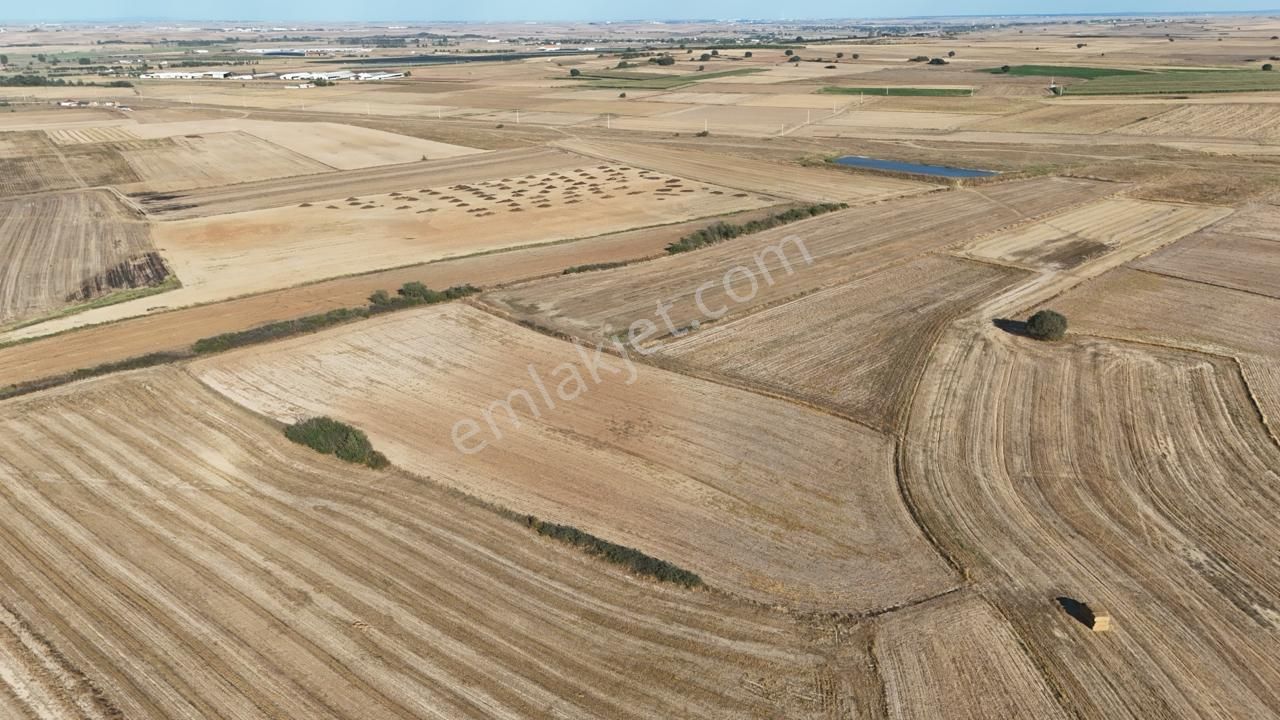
[974,592,1086,720]
[1065,329,1280,452]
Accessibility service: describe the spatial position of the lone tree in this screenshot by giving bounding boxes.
[948,50,956,57]
[1265,63,1275,71]
[836,52,844,58]
[699,53,712,61]
[744,51,753,57]
[1025,310,1068,341]
[784,49,794,56]
[1000,64,1012,72]
[569,68,581,76]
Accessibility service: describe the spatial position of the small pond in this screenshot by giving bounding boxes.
[833,155,998,178]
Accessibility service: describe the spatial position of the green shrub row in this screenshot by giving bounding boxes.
[192,282,479,354]
[562,261,632,274]
[0,352,188,401]
[666,203,848,254]
[284,416,389,469]
[522,515,704,588]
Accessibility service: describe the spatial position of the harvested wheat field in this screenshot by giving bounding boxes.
[0,203,790,374]
[958,197,1230,270]
[656,256,1027,431]
[0,189,165,328]
[115,132,333,193]
[150,162,769,307]
[1133,205,1280,298]
[975,103,1170,134]
[1051,268,1280,356]
[874,593,1069,720]
[905,331,1280,719]
[0,368,865,719]
[1121,104,1280,143]
[557,138,928,203]
[482,177,1117,345]
[45,126,141,145]
[192,303,957,610]
[135,146,583,219]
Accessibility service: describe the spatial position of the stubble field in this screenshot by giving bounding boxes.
[481,177,1118,346]
[0,368,867,719]
[191,304,958,611]
[904,331,1280,719]
[0,189,165,328]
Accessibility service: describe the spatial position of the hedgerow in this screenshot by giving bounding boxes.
[522,515,704,588]
[665,203,848,254]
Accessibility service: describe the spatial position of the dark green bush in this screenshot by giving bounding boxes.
[285,417,388,469]
[563,261,631,274]
[1025,309,1068,341]
[523,516,704,588]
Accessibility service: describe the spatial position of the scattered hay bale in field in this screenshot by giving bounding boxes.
[1057,597,1112,632]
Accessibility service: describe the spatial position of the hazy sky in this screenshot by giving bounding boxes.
[2,1,1275,23]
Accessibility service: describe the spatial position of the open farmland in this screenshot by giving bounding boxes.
[557,138,928,203]
[974,103,1173,134]
[957,197,1230,270]
[192,303,957,611]
[0,203,791,380]
[146,161,769,309]
[134,146,582,219]
[0,189,165,328]
[1051,268,1280,357]
[481,177,1118,345]
[905,331,1280,719]
[657,256,1028,431]
[0,135,139,198]
[0,368,865,719]
[1120,104,1280,142]
[874,593,1069,720]
[1134,205,1280,298]
[1065,70,1280,95]
[115,133,333,192]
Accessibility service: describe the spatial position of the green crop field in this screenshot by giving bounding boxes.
[1063,69,1280,95]
[819,86,974,96]
[982,65,1147,79]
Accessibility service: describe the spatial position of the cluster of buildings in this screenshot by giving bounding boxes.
[139,69,403,83]
[278,70,406,82]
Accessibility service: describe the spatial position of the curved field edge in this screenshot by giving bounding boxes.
[901,330,1280,719]
[189,302,957,611]
[0,367,863,719]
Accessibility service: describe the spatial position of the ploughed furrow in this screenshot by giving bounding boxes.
[0,368,846,719]
[904,331,1280,719]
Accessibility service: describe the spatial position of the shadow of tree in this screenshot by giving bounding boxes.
[992,318,1029,337]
